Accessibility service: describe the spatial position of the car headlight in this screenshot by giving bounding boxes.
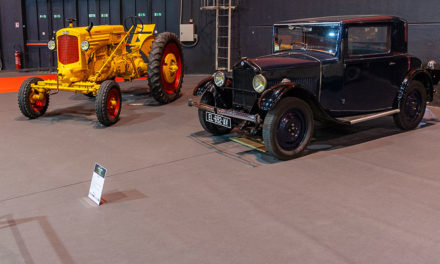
[427,60,437,70]
[213,71,226,87]
[47,40,56,51]
[252,74,267,93]
[81,40,90,51]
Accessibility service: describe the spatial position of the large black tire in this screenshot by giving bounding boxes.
[263,97,314,160]
[18,77,49,119]
[198,92,232,135]
[147,32,183,104]
[393,80,427,130]
[96,80,122,126]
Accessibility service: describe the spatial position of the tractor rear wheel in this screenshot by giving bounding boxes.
[96,80,122,126]
[147,32,183,104]
[18,77,50,119]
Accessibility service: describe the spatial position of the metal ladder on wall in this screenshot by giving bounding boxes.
[201,0,238,71]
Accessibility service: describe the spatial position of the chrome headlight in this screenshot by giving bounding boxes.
[213,71,226,87]
[427,60,437,70]
[81,40,90,51]
[252,74,267,93]
[47,40,56,51]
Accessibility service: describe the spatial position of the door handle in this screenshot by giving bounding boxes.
[389,61,396,66]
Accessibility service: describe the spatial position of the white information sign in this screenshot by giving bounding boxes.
[88,163,107,205]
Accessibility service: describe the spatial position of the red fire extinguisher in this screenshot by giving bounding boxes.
[15,49,22,70]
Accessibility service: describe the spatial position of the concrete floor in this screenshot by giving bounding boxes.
[1,74,440,264]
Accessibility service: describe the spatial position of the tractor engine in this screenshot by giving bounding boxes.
[53,24,148,84]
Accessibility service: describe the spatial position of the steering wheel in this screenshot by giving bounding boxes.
[123,16,144,32]
[66,18,78,26]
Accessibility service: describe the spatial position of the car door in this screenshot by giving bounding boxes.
[339,24,403,113]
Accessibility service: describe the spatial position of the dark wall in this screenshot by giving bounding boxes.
[0,1,25,70]
[1,0,439,72]
[179,0,216,73]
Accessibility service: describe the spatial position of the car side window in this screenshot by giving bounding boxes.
[348,25,390,56]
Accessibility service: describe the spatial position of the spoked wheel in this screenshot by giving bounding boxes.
[147,32,183,104]
[18,77,50,119]
[96,80,122,126]
[263,97,314,160]
[198,92,232,135]
[393,80,427,130]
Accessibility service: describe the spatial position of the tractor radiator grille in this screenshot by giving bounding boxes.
[58,35,79,65]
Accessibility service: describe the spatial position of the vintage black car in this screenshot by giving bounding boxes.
[189,15,440,160]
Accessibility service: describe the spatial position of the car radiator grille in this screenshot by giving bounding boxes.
[232,68,257,111]
[233,67,255,92]
[58,35,79,65]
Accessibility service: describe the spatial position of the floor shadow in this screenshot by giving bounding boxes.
[102,189,147,204]
[0,214,75,264]
[189,131,281,167]
[190,115,439,165]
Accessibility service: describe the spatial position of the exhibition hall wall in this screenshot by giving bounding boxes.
[0,0,438,72]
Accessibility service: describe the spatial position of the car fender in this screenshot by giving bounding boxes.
[258,83,315,111]
[192,76,214,96]
[399,69,434,103]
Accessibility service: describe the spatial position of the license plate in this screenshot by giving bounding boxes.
[206,112,231,129]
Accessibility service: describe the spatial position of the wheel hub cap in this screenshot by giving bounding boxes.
[162,53,178,84]
[29,88,46,111]
[277,110,306,151]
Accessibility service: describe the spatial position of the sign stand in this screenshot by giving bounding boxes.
[88,163,107,206]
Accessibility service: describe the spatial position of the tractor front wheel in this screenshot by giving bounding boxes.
[96,80,122,126]
[147,32,183,104]
[18,77,49,119]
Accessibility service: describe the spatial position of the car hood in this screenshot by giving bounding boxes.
[250,52,323,71]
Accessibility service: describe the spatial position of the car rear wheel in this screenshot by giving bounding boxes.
[96,80,122,126]
[18,77,50,119]
[198,92,232,135]
[393,80,426,130]
[263,97,314,160]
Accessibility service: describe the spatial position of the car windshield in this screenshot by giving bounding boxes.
[274,24,340,55]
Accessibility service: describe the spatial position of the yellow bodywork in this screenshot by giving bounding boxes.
[32,23,156,96]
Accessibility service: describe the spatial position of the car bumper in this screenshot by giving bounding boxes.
[188,99,261,124]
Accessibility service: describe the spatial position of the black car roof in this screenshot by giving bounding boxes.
[278,15,405,25]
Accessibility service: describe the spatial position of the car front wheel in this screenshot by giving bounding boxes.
[263,97,314,160]
[198,92,232,135]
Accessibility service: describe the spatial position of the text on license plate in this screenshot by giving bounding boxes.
[205,112,231,128]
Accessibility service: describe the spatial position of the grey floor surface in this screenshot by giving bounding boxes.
[1,74,440,264]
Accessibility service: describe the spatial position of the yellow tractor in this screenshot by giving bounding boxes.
[18,17,183,126]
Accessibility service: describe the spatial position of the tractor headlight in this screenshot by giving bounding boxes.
[47,40,56,51]
[213,71,226,87]
[252,74,267,93]
[81,40,90,51]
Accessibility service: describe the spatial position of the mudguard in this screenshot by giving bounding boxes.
[192,76,214,96]
[398,69,435,103]
[258,83,313,111]
[426,68,440,86]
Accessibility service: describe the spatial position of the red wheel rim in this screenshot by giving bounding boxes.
[160,42,182,94]
[106,88,120,119]
[29,90,47,112]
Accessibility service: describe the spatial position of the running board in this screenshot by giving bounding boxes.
[230,136,267,152]
[335,109,400,125]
